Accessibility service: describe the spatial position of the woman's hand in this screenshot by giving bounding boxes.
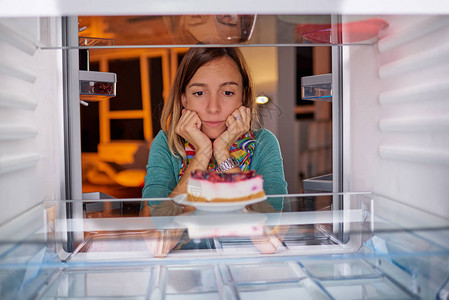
[176,109,212,158]
[213,106,251,162]
[251,225,289,254]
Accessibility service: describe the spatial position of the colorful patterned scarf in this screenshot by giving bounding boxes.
[178,131,256,179]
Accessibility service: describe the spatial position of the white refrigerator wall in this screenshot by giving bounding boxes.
[347,15,449,218]
[0,17,64,224]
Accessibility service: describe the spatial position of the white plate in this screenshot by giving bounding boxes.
[172,194,267,212]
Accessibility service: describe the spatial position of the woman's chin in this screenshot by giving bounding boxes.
[202,129,224,140]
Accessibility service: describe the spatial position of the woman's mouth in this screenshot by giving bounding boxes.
[203,121,225,128]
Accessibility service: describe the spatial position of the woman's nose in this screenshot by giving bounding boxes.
[206,94,220,113]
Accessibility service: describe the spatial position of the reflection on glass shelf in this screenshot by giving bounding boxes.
[78,36,114,47]
[37,14,391,49]
[76,14,387,48]
[295,18,389,44]
[0,193,448,299]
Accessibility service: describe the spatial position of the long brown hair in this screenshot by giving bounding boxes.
[161,47,257,158]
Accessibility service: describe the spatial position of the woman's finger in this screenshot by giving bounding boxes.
[240,107,251,131]
[226,114,236,128]
[239,106,250,126]
[191,112,202,130]
[232,108,243,121]
[232,106,250,132]
[179,110,199,132]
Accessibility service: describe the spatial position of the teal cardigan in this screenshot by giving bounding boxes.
[142,129,288,211]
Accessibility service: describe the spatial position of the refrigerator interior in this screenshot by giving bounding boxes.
[0,10,449,300]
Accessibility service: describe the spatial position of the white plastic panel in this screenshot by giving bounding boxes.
[346,15,449,218]
[1,0,449,16]
[0,17,64,224]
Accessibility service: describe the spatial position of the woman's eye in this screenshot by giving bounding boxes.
[224,91,234,96]
[193,91,204,96]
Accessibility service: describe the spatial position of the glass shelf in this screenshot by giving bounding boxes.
[0,193,448,299]
[28,14,391,50]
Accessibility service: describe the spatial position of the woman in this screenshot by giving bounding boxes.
[142,47,287,216]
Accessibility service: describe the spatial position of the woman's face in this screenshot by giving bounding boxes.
[181,57,244,139]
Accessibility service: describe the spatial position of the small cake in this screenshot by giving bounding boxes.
[187,170,266,202]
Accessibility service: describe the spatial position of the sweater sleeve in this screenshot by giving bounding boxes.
[252,129,289,211]
[142,131,178,205]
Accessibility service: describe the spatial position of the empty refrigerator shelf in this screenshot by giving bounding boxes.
[0,193,448,299]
